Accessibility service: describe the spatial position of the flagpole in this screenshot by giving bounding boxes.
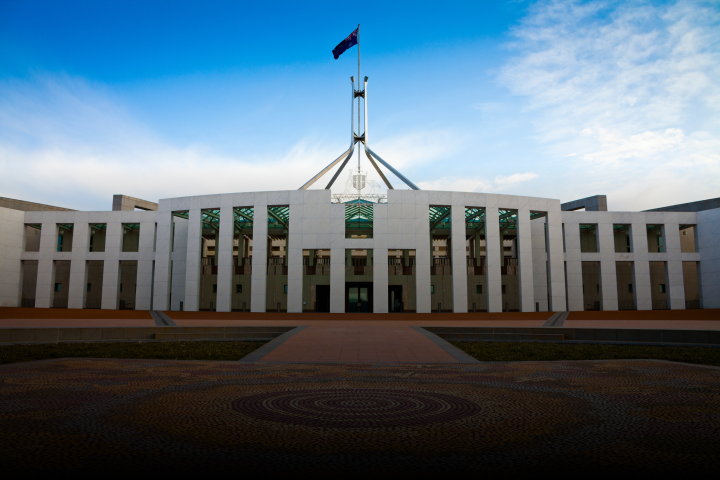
[357,23,361,198]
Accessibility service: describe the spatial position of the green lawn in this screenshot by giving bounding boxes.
[452,341,720,367]
[0,341,264,365]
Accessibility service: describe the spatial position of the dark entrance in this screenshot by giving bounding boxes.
[316,285,330,312]
[345,282,373,312]
[388,285,403,312]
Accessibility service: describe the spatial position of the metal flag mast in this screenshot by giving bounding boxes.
[299,25,419,192]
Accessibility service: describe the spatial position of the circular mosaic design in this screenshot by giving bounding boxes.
[232,388,481,428]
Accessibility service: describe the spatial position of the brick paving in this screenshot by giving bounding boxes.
[258,324,458,363]
[1,358,719,474]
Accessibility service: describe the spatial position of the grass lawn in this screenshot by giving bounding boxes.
[0,341,264,365]
[452,341,720,367]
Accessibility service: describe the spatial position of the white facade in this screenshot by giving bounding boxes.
[0,189,717,312]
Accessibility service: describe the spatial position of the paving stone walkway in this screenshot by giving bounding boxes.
[257,324,460,363]
[1,358,719,474]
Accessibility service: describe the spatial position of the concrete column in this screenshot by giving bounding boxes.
[562,220,581,311]
[170,218,187,310]
[0,207,24,307]
[598,215,618,311]
[216,200,234,312]
[330,247,345,313]
[451,206,467,312]
[485,206,502,312]
[697,208,720,309]
[152,210,173,311]
[517,207,535,312]
[531,217,548,312]
[664,221,685,309]
[547,205,567,311]
[135,220,156,310]
[415,204,431,314]
[67,220,89,309]
[35,221,57,308]
[287,203,303,313]
[373,247,388,313]
[251,205,268,312]
[630,215,652,310]
[101,222,122,309]
[183,209,202,311]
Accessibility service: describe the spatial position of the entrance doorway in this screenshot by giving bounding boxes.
[316,285,330,312]
[388,285,403,312]
[346,282,373,312]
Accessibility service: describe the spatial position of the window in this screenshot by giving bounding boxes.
[54,283,61,292]
[213,284,217,293]
[89,236,94,252]
[431,285,435,294]
[236,284,242,293]
[501,285,506,294]
[284,285,288,294]
[476,285,482,294]
[87,283,91,292]
[628,284,633,293]
[659,284,666,293]
[657,237,664,253]
[57,236,63,252]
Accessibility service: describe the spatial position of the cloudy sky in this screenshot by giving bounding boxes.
[1,0,718,211]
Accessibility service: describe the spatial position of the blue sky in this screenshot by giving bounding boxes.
[1,0,718,211]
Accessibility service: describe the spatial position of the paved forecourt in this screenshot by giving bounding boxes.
[1,357,719,474]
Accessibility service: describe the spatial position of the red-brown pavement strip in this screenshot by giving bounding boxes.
[564,320,720,330]
[259,324,459,363]
[0,318,155,327]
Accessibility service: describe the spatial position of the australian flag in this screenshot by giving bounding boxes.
[332,28,358,59]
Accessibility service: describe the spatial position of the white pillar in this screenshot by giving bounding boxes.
[170,217,187,310]
[531,217,548,311]
[517,207,535,312]
[251,204,268,312]
[67,219,89,309]
[697,208,720,309]
[135,219,156,311]
[486,205,502,312]
[598,215,618,311]
[451,205,468,312]
[184,209,202,311]
[630,215,652,310]
[563,220,583,311]
[0,208,24,307]
[152,210,173,311]
[101,222,122,309]
[330,246,345,313]
[287,203,303,313]
[216,197,234,312]
[415,202,431,313]
[547,204,567,311]
[374,247,389,313]
[34,221,57,308]
[664,220,685,309]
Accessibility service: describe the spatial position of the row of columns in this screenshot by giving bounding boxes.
[152,206,567,313]
[32,220,155,310]
[563,216,686,311]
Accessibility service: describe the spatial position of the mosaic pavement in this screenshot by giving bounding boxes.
[1,358,720,474]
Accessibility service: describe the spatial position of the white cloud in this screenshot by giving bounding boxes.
[500,0,720,209]
[0,74,353,209]
[417,172,537,192]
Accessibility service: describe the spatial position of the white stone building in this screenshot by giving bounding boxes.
[1,190,718,313]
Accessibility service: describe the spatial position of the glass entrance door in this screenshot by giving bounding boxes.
[349,288,359,312]
[348,287,369,312]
